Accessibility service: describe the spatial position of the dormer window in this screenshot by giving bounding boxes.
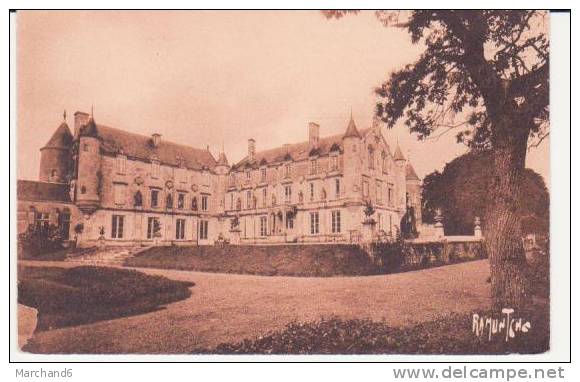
[151,160,160,178]
[381,151,387,173]
[331,155,338,171]
[368,147,375,169]
[260,168,267,182]
[310,159,317,175]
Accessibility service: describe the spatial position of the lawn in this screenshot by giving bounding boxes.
[18,265,195,331]
[198,304,549,355]
[125,244,382,277]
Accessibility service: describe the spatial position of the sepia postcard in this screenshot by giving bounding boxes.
[9,9,571,363]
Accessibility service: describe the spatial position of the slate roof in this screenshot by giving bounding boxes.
[216,151,229,166]
[406,162,421,181]
[393,144,406,161]
[42,122,73,150]
[79,121,217,170]
[343,117,362,139]
[17,180,72,203]
[232,128,370,170]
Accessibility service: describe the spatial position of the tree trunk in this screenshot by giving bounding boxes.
[484,119,530,310]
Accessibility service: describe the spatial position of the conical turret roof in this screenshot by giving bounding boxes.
[42,121,73,150]
[406,162,420,181]
[393,143,405,161]
[80,115,99,138]
[216,151,229,166]
[343,117,361,139]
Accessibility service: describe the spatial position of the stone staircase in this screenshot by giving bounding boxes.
[65,246,150,266]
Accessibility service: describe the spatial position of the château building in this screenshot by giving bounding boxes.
[17,110,422,246]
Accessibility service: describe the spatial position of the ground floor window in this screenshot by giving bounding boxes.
[58,212,71,240]
[199,220,209,240]
[175,218,186,240]
[331,210,341,233]
[286,215,294,229]
[260,216,268,237]
[310,212,320,235]
[147,217,160,239]
[34,212,49,233]
[111,215,124,239]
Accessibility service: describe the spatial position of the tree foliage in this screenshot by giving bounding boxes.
[421,151,549,236]
[324,10,549,149]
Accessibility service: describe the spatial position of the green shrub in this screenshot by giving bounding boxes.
[19,224,65,257]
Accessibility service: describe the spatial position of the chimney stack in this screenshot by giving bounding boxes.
[151,133,161,147]
[74,111,90,137]
[308,122,320,149]
[248,138,256,161]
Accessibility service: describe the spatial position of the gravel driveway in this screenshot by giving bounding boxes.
[20,259,491,354]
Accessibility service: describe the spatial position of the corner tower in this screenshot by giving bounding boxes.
[342,115,362,201]
[75,111,102,214]
[39,111,73,183]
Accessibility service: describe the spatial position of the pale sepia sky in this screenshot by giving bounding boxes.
[16,10,549,185]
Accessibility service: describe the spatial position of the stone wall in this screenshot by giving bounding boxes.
[364,236,486,273]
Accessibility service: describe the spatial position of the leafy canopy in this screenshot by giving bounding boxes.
[323,10,549,149]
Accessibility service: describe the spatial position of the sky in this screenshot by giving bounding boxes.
[16,10,549,186]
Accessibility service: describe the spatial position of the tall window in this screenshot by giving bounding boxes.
[381,151,387,172]
[284,185,292,204]
[58,211,71,240]
[147,217,160,239]
[175,218,186,240]
[286,215,294,229]
[310,159,317,175]
[151,161,160,178]
[331,210,341,233]
[150,189,159,208]
[111,215,124,239]
[166,193,173,209]
[335,178,340,198]
[284,163,291,178]
[199,220,209,240]
[116,155,127,174]
[114,183,127,205]
[362,180,369,198]
[177,193,185,209]
[309,183,315,201]
[310,212,320,235]
[260,216,268,237]
[34,212,49,233]
[260,168,267,182]
[376,181,383,204]
[262,188,267,207]
[246,170,251,180]
[230,193,234,210]
[246,190,252,209]
[201,195,209,211]
[388,185,394,206]
[331,155,338,170]
[368,148,375,169]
